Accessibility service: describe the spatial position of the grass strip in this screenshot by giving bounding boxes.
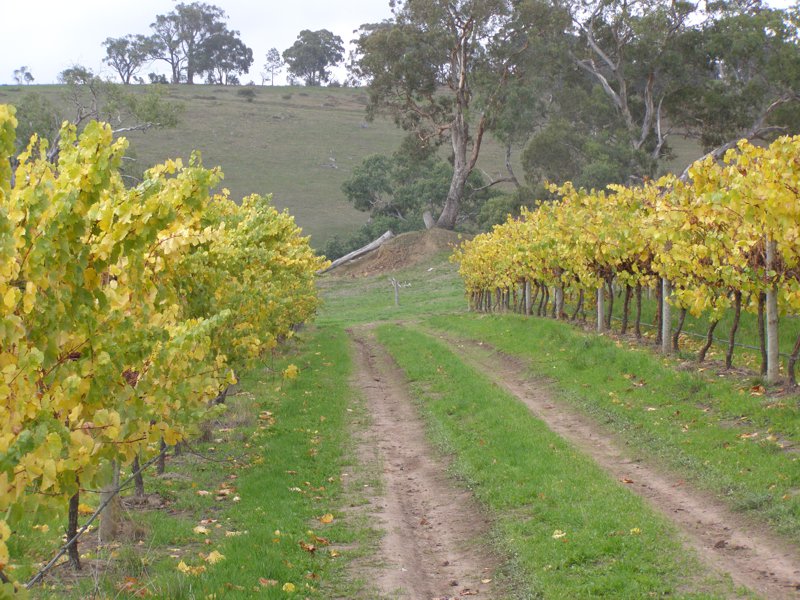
[376,323,743,599]
[426,313,800,540]
[25,324,364,599]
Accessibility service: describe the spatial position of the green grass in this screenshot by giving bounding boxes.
[24,324,377,599]
[565,288,800,369]
[426,313,800,540]
[375,324,746,599]
[318,249,466,326]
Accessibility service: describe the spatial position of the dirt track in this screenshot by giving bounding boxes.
[438,331,800,599]
[345,322,800,599]
[348,327,499,600]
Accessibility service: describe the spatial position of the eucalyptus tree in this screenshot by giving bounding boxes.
[263,48,283,85]
[283,30,344,86]
[150,2,228,84]
[671,1,800,173]
[198,29,253,84]
[352,0,518,229]
[102,34,153,84]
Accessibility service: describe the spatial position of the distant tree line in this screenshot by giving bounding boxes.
[100,2,347,87]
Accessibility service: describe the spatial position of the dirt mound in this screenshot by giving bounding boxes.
[331,229,464,277]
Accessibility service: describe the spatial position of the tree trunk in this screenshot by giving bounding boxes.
[634,284,643,339]
[788,332,800,387]
[661,278,672,354]
[435,23,485,230]
[571,289,584,321]
[621,285,632,334]
[538,285,547,316]
[99,461,121,543]
[596,286,606,333]
[726,290,742,369]
[133,454,145,497]
[67,488,81,570]
[655,284,663,345]
[765,240,780,384]
[550,287,558,318]
[524,280,533,315]
[698,320,719,363]
[319,230,394,274]
[673,307,687,352]
[157,438,167,475]
[605,279,614,330]
[757,292,767,376]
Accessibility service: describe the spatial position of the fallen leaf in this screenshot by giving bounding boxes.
[282,582,296,593]
[193,526,209,535]
[177,561,206,575]
[204,550,225,564]
[620,478,634,484]
[299,541,316,553]
[319,513,334,524]
[259,578,278,587]
[552,530,566,539]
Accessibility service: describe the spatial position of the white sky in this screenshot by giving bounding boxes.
[0,0,395,85]
[1,0,796,86]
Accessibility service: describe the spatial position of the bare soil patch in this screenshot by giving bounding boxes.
[332,229,464,278]
[347,326,499,599]
[438,332,800,599]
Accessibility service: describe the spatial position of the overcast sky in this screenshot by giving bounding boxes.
[0,0,395,85]
[1,0,796,86]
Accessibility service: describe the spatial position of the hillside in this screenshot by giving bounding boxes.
[0,84,518,247]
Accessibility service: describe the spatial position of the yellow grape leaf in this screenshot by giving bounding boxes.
[177,560,206,575]
[282,582,296,593]
[319,513,334,524]
[282,364,299,380]
[78,503,95,515]
[193,525,209,535]
[204,550,225,564]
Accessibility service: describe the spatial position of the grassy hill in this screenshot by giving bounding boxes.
[0,84,518,248]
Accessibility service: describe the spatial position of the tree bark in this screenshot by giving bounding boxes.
[655,283,663,345]
[571,289,584,321]
[765,239,780,384]
[661,278,672,354]
[67,488,81,570]
[726,290,742,369]
[318,230,395,274]
[524,280,533,315]
[634,284,643,339]
[621,285,632,334]
[435,19,486,230]
[605,278,614,330]
[758,292,767,376]
[157,438,167,475]
[99,461,121,543]
[698,320,719,363]
[133,454,145,497]
[596,286,606,333]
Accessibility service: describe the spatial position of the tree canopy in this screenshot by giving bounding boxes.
[352,0,517,229]
[282,29,344,86]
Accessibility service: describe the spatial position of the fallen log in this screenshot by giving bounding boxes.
[318,230,394,274]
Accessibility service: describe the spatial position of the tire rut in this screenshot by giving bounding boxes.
[432,330,800,600]
[347,326,499,600]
